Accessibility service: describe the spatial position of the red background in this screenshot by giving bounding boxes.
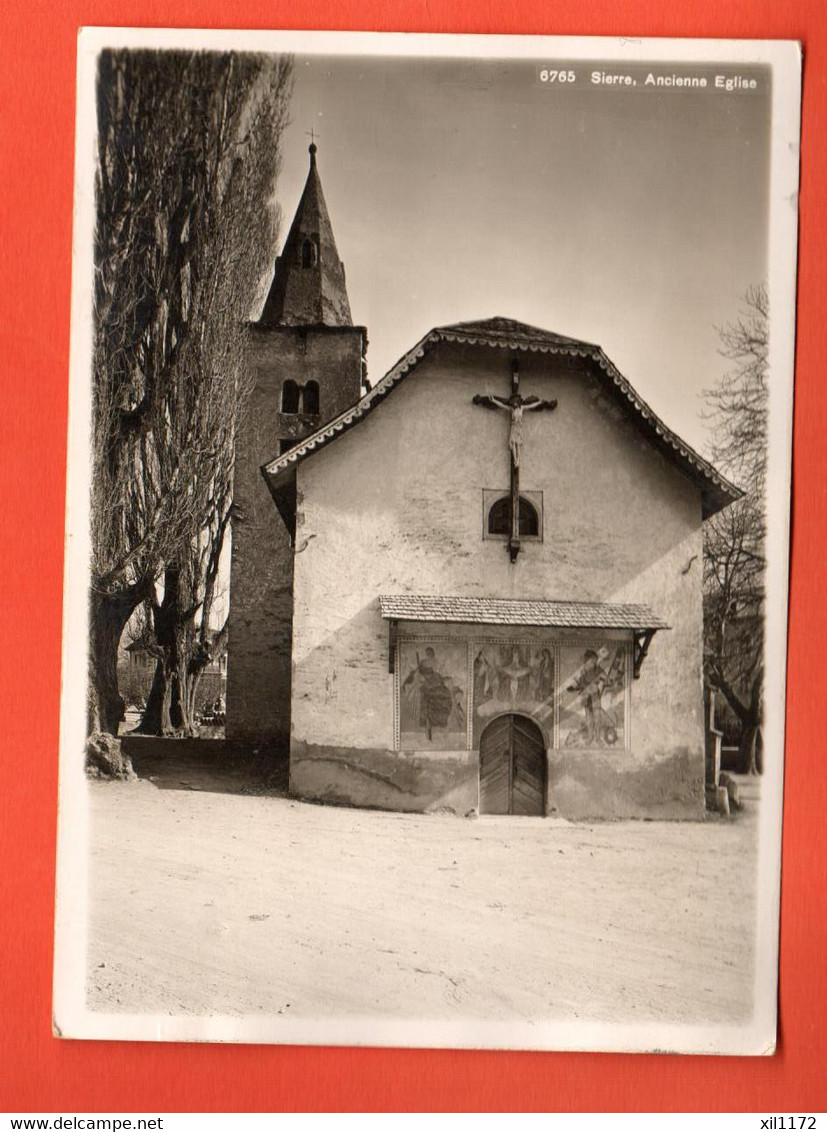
[1,0,824,1114]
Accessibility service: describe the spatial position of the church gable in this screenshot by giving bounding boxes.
[262,316,741,522]
[289,340,707,601]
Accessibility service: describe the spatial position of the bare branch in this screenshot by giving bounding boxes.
[89,48,294,735]
[702,283,767,757]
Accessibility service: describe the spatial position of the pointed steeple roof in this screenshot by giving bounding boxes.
[258,143,354,327]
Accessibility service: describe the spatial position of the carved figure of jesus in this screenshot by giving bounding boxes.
[472,362,558,562]
[472,392,557,467]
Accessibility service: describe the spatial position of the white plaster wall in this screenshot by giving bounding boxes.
[290,343,705,774]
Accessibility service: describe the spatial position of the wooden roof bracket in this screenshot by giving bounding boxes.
[388,618,398,674]
[633,629,657,679]
[386,609,663,678]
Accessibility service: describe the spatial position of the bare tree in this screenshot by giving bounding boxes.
[90,49,292,738]
[135,473,233,736]
[703,283,768,774]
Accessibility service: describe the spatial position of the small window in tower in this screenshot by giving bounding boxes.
[281,380,300,414]
[301,238,316,268]
[486,494,541,539]
[302,381,320,415]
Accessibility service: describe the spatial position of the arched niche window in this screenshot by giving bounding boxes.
[281,379,300,414]
[300,238,316,268]
[487,494,540,538]
[302,381,320,415]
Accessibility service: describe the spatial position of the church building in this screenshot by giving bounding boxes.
[227,144,740,821]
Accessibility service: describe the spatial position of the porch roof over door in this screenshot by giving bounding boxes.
[378,594,670,631]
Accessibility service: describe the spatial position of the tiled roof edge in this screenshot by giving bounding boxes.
[261,328,440,478]
[377,595,671,631]
[261,323,742,511]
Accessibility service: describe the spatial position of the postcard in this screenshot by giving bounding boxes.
[54,28,801,1053]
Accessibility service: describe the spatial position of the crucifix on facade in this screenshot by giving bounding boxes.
[473,358,557,562]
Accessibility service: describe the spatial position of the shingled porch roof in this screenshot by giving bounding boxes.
[262,316,742,519]
[378,595,670,631]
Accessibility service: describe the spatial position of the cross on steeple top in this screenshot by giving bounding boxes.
[472,358,557,562]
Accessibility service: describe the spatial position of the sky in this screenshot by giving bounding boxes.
[259,51,771,455]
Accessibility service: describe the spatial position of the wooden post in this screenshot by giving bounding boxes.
[509,461,521,562]
[705,687,723,787]
[509,359,521,563]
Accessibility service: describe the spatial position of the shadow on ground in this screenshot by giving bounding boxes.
[120,735,289,797]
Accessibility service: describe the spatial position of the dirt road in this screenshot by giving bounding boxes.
[86,777,757,1026]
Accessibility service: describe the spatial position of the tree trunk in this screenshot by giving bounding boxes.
[137,649,197,736]
[135,658,174,735]
[186,665,205,729]
[88,585,147,736]
[170,664,195,734]
[713,671,763,777]
[135,658,197,735]
[186,618,227,728]
[136,564,198,736]
[736,724,763,775]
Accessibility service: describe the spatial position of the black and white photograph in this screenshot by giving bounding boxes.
[54,29,801,1054]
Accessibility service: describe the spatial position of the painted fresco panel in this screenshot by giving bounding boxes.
[472,642,555,747]
[398,641,468,750]
[558,643,628,749]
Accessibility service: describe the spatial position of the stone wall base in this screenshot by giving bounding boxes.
[290,740,705,820]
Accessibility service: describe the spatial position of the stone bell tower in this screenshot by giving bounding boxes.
[227,143,367,746]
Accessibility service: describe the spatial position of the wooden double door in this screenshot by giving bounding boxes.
[479,714,547,816]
